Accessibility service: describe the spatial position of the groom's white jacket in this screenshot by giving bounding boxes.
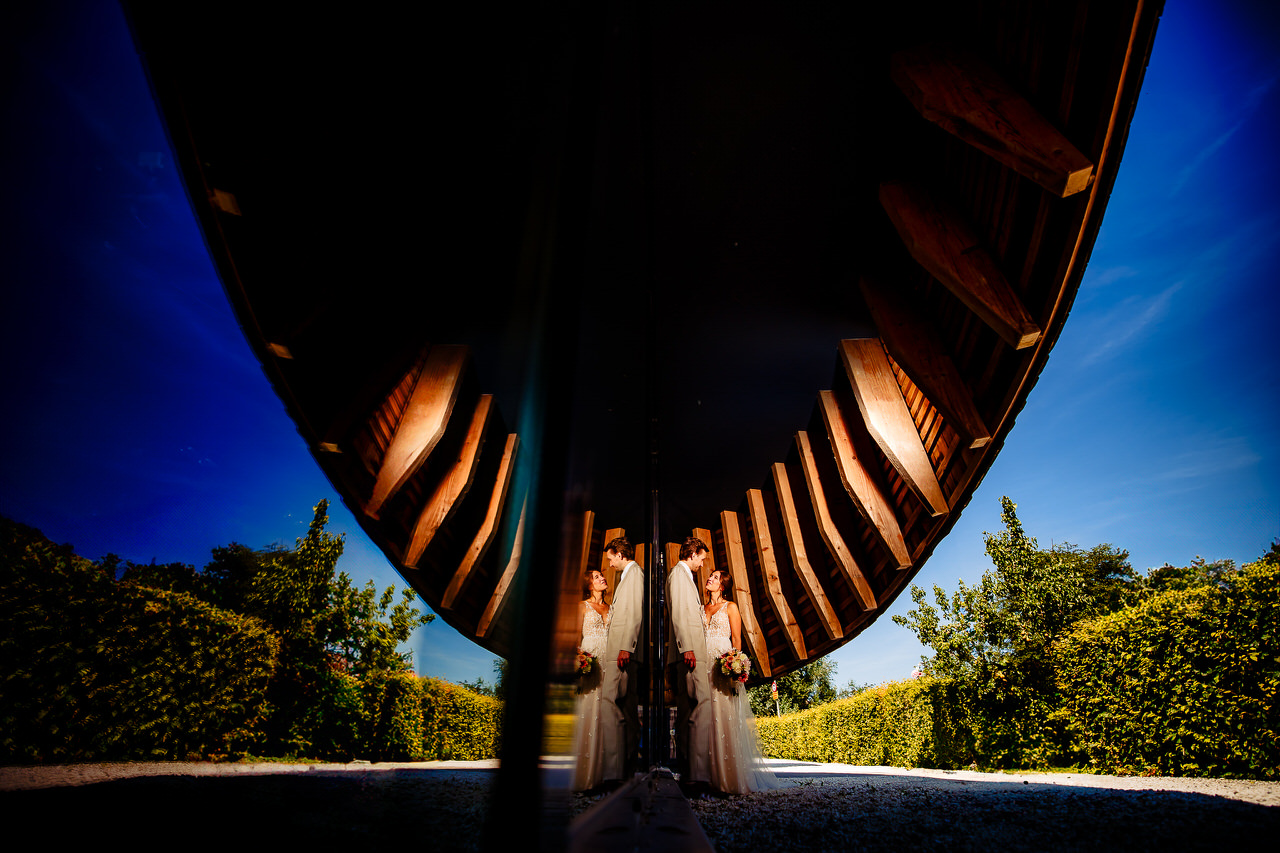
[606,560,644,662]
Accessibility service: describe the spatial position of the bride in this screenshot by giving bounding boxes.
[691,568,779,794]
[571,568,621,790]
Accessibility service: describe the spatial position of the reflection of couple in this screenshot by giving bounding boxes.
[572,537,642,791]
[669,536,778,795]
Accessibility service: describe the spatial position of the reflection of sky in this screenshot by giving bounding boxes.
[2,0,1277,689]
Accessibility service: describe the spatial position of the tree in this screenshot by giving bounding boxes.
[748,657,838,716]
[892,496,1137,767]
[116,500,434,756]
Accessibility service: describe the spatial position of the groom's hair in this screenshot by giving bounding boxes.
[679,536,708,560]
[605,536,634,560]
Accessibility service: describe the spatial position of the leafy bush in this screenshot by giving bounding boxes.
[756,678,971,769]
[1054,555,1280,778]
[421,677,503,760]
[0,517,278,763]
[361,671,425,760]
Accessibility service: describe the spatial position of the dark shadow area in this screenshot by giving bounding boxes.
[6,768,1277,850]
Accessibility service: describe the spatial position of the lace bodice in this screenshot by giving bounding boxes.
[580,603,610,658]
[702,601,733,658]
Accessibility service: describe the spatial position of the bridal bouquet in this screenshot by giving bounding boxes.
[575,649,597,676]
[717,649,751,692]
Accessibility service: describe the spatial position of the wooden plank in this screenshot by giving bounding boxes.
[719,510,771,678]
[879,180,1042,350]
[665,542,682,576]
[746,488,807,662]
[795,431,877,611]
[579,510,596,584]
[600,526,625,597]
[476,492,528,639]
[840,339,950,518]
[891,44,1095,198]
[771,463,843,641]
[441,433,519,610]
[635,542,646,574]
[860,277,990,450]
[403,395,493,567]
[818,390,912,569]
[692,527,715,599]
[366,345,469,518]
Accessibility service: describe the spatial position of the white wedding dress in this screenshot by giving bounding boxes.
[571,603,621,790]
[691,601,780,794]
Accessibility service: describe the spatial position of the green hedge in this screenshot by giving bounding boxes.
[1053,557,1280,778]
[421,677,503,760]
[757,678,971,768]
[0,518,279,762]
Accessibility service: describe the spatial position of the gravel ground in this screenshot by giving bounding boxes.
[3,759,1277,849]
[689,763,1280,852]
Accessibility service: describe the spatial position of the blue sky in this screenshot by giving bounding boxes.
[1,0,1276,689]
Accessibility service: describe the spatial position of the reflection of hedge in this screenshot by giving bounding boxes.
[1053,557,1280,778]
[0,518,278,762]
[421,678,503,760]
[757,678,971,768]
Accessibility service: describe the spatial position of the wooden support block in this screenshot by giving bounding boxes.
[819,390,912,569]
[892,44,1095,198]
[366,345,470,518]
[600,526,625,598]
[404,395,494,567]
[578,509,596,585]
[879,180,1042,350]
[666,543,682,576]
[441,433,519,610]
[719,511,771,678]
[795,432,877,611]
[476,493,528,639]
[746,489,807,662]
[635,542,646,573]
[859,277,990,450]
[771,463,844,641]
[693,527,715,600]
[840,339,949,518]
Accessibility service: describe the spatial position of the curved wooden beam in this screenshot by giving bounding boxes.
[366,345,470,518]
[859,277,990,449]
[441,433,519,611]
[818,389,912,570]
[840,339,949,517]
[891,44,1095,198]
[771,463,843,641]
[404,394,494,567]
[879,180,1042,350]
[795,431,877,611]
[719,511,771,678]
[746,488,807,662]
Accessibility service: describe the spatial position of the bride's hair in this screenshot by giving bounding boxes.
[713,569,733,600]
[582,568,606,600]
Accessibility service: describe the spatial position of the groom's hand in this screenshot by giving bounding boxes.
[684,651,697,669]
[617,650,630,668]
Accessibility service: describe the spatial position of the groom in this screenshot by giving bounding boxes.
[667,536,710,783]
[602,536,644,778]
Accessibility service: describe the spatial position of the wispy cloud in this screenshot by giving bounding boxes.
[1169,72,1278,197]
[1079,281,1181,366]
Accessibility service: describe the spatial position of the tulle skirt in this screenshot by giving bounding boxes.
[691,665,780,794]
[570,664,622,790]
